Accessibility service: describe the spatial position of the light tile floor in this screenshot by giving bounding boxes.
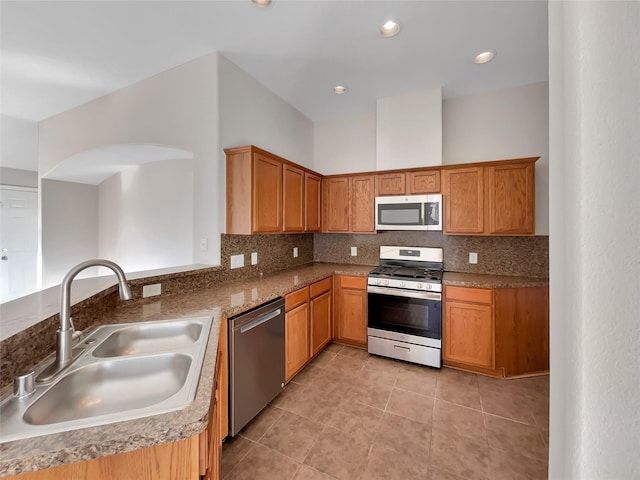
[221,343,549,480]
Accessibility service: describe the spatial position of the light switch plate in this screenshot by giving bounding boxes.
[351,246,358,256]
[143,283,162,298]
[251,252,258,265]
[293,247,298,258]
[230,254,244,269]
[469,252,478,264]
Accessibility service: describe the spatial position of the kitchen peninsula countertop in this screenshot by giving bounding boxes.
[443,271,549,288]
[0,262,373,477]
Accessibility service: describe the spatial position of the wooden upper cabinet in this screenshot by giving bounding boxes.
[304,172,322,232]
[283,163,304,232]
[226,146,323,234]
[375,169,441,196]
[443,158,537,236]
[444,166,485,234]
[322,177,350,232]
[487,163,535,235]
[408,170,440,194]
[350,175,375,233]
[376,172,406,196]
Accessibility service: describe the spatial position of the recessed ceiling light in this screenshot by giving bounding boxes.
[474,51,496,64]
[251,0,272,7]
[333,86,347,94]
[380,20,401,38]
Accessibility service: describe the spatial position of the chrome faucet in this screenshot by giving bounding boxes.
[43,260,133,379]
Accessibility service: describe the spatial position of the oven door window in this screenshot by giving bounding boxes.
[368,292,441,340]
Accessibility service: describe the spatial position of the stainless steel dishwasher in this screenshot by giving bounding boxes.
[228,297,285,436]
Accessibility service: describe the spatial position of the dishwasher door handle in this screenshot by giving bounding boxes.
[239,309,282,334]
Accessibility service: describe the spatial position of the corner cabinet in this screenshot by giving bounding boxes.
[284,277,333,382]
[322,175,375,233]
[443,158,537,236]
[443,285,549,378]
[225,146,323,234]
[333,275,368,348]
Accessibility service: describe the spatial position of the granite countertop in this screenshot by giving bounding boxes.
[0,262,373,477]
[443,271,549,288]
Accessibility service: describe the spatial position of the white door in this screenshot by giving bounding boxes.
[0,187,38,303]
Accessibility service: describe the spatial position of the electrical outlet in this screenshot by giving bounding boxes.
[142,283,162,298]
[251,252,258,265]
[351,246,358,256]
[293,247,299,258]
[199,238,208,251]
[230,254,244,269]
[469,252,478,264]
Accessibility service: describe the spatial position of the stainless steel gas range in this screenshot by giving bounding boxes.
[367,246,443,368]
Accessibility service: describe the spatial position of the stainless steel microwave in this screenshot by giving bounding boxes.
[375,194,443,231]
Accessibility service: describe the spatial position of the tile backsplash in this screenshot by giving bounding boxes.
[313,232,548,278]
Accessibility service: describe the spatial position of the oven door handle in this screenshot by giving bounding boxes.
[367,286,441,301]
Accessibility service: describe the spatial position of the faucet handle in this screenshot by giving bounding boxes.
[13,371,35,399]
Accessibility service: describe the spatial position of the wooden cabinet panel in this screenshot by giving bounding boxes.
[322,177,350,232]
[310,277,332,298]
[443,167,484,234]
[283,163,305,232]
[487,163,535,235]
[408,170,441,194]
[310,291,332,356]
[305,172,322,232]
[444,300,494,369]
[285,286,309,310]
[252,153,283,233]
[376,172,406,196]
[445,286,492,304]
[350,175,375,233]
[334,275,367,347]
[285,301,310,382]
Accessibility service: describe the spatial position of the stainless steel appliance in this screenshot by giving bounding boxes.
[228,297,285,436]
[367,246,443,368]
[375,194,443,231]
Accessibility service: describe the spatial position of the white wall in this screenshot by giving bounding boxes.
[217,54,314,169]
[442,82,549,235]
[548,2,640,479]
[41,179,99,288]
[39,52,219,266]
[98,159,194,273]
[0,167,38,188]
[313,112,376,174]
[0,115,38,171]
[376,88,442,170]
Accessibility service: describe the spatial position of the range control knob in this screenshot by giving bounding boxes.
[400,281,406,287]
[384,280,390,286]
[425,283,432,290]
[376,279,382,285]
[416,283,423,289]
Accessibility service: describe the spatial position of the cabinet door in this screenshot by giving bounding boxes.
[305,172,322,232]
[252,153,282,233]
[376,172,406,196]
[323,177,350,232]
[487,163,535,235]
[310,291,332,356]
[350,175,375,233]
[283,164,305,232]
[408,170,441,194]
[443,167,484,234]
[285,302,310,382]
[444,301,494,368]
[334,276,367,347]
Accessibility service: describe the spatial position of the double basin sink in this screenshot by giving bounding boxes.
[0,316,213,443]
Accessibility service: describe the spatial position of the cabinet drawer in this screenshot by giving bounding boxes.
[310,277,332,298]
[445,286,493,304]
[285,287,309,311]
[336,275,367,290]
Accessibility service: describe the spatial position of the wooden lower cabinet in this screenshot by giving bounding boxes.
[443,285,549,377]
[285,287,311,382]
[333,275,367,348]
[284,277,334,382]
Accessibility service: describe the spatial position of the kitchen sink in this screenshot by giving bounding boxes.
[0,316,213,443]
[92,320,203,357]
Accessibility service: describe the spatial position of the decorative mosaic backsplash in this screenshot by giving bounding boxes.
[313,232,549,278]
